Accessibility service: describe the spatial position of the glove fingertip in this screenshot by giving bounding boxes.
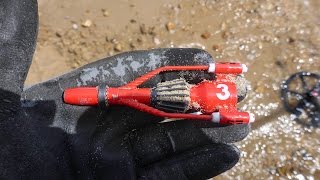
[138,144,240,180]
[200,124,250,144]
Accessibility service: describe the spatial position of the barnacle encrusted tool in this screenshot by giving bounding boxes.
[63,63,255,125]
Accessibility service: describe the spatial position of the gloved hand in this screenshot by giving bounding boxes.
[0,0,250,179]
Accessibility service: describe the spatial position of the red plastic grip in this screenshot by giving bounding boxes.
[215,63,244,74]
[123,65,208,88]
[219,111,251,125]
[63,87,98,105]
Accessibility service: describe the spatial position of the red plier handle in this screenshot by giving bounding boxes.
[124,63,247,88]
[63,63,254,125]
[118,99,254,125]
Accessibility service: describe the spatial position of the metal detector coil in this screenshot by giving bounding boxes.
[281,72,320,127]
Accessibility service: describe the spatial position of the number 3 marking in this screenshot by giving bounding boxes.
[216,84,230,100]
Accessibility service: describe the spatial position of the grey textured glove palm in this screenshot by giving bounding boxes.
[0,0,249,179]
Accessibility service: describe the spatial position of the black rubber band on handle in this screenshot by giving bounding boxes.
[98,84,108,109]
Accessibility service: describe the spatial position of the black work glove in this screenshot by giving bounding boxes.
[0,0,250,179]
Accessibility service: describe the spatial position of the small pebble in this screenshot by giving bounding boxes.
[82,20,92,27]
[55,31,63,38]
[140,24,147,34]
[130,42,136,48]
[287,37,295,44]
[222,31,231,39]
[108,51,114,56]
[201,31,211,39]
[212,44,220,51]
[153,37,161,45]
[275,60,285,68]
[221,22,227,30]
[102,9,110,17]
[111,38,118,44]
[72,24,78,30]
[114,44,122,52]
[166,22,176,31]
[148,26,156,36]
